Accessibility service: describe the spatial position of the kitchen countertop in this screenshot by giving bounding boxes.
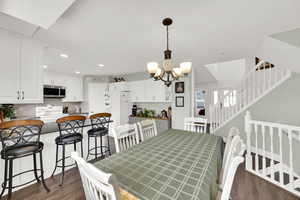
[129,115,170,120]
[9,113,111,135]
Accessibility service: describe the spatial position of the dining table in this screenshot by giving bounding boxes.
[94,129,223,200]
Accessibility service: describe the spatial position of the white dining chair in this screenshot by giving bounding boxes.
[220,135,245,186]
[71,152,121,200]
[216,155,244,200]
[112,123,140,153]
[137,119,158,142]
[222,127,240,170]
[184,117,208,133]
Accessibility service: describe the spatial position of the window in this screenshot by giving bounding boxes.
[213,91,218,105]
[196,90,205,116]
[224,90,237,107]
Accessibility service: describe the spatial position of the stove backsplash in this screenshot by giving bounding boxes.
[14,99,82,118]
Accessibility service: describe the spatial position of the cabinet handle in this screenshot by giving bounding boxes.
[22,91,24,100]
[17,91,20,100]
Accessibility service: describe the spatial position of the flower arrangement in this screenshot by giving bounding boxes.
[0,104,15,120]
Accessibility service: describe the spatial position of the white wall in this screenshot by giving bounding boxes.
[205,59,246,86]
[172,76,191,130]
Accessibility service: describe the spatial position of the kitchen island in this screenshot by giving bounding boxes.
[0,117,116,196]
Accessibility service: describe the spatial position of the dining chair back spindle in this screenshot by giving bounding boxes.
[222,127,240,169]
[112,124,139,153]
[216,155,244,200]
[71,152,120,200]
[184,117,208,133]
[137,120,157,142]
[220,135,246,187]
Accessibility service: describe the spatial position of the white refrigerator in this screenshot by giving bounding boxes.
[109,83,132,127]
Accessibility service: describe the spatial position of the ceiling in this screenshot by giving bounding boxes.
[271,28,300,48]
[206,59,245,86]
[1,0,300,84]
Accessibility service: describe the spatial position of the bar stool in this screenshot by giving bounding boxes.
[86,113,112,160]
[0,120,49,199]
[51,115,86,186]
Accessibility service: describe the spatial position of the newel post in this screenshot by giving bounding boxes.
[245,111,252,171]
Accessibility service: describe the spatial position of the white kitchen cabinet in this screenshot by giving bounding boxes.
[19,39,44,103]
[129,79,171,103]
[0,30,44,104]
[128,80,145,102]
[43,72,66,86]
[0,30,20,103]
[43,72,83,102]
[62,76,83,102]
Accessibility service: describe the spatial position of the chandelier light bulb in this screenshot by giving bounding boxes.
[180,62,192,74]
[147,62,159,75]
[173,67,182,77]
[154,68,162,77]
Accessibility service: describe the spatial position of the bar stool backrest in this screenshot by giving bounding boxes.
[56,116,86,136]
[0,120,44,149]
[90,113,111,129]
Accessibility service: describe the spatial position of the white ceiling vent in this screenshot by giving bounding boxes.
[0,0,76,29]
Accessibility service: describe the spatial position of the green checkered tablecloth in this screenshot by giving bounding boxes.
[94,129,223,200]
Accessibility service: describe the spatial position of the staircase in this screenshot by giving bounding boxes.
[209,60,291,133]
[245,111,300,197]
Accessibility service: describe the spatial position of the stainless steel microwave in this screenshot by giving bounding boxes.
[43,85,66,98]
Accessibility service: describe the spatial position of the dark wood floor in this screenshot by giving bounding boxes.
[2,164,300,200]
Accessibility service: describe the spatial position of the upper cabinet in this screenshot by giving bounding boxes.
[128,80,145,102]
[62,76,83,102]
[128,79,172,102]
[0,30,44,104]
[43,72,66,86]
[44,71,83,102]
[20,39,43,103]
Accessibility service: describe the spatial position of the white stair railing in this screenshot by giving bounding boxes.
[245,111,300,197]
[210,61,291,132]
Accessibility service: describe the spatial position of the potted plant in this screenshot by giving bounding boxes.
[0,104,15,121]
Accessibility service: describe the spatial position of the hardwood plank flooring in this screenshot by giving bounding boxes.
[1,164,300,200]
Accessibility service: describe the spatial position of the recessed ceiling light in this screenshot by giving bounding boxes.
[98,64,104,67]
[75,71,80,74]
[43,65,48,69]
[60,54,69,58]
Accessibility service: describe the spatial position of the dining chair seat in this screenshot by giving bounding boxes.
[87,127,108,137]
[1,142,43,159]
[55,133,83,145]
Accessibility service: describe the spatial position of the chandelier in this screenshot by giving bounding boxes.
[147,18,192,87]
